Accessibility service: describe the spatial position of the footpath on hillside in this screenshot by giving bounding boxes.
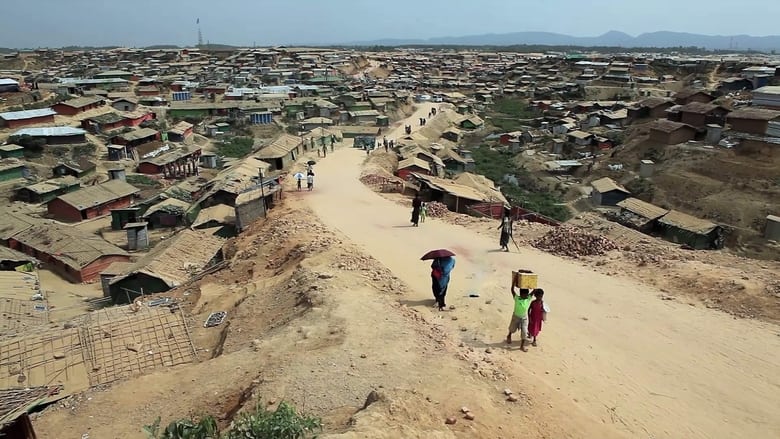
[300,107,780,439]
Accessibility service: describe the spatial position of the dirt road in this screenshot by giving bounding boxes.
[304,112,780,438]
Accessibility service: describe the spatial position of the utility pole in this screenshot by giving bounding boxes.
[258,168,266,217]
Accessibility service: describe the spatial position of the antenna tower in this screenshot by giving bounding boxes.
[197,18,203,47]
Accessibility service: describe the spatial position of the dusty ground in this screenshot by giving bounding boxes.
[599,135,780,260]
[35,199,607,439]
[33,104,780,439]
[384,195,780,325]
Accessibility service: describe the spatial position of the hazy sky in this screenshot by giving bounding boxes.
[1,0,777,48]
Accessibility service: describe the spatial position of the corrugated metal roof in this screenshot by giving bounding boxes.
[591,177,630,194]
[140,145,199,166]
[678,102,724,115]
[616,197,669,220]
[339,125,379,135]
[83,112,124,124]
[649,119,695,134]
[234,184,280,205]
[402,147,445,167]
[638,97,673,108]
[54,180,139,210]
[142,197,190,218]
[0,109,56,121]
[348,110,380,117]
[453,172,508,204]
[301,117,333,124]
[658,210,718,235]
[727,108,780,121]
[202,156,271,197]
[22,176,80,195]
[59,78,127,85]
[255,134,301,159]
[398,157,430,171]
[0,212,40,241]
[109,229,223,288]
[119,127,158,141]
[113,96,139,104]
[167,121,193,135]
[602,108,628,119]
[12,127,86,137]
[675,89,713,100]
[11,223,128,270]
[0,246,36,264]
[95,70,132,77]
[192,204,235,228]
[568,130,593,139]
[0,158,25,172]
[56,96,105,109]
[412,173,495,203]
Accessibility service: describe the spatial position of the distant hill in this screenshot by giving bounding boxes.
[345,31,780,52]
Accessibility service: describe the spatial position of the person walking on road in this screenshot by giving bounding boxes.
[419,202,428,223]
[296,175,303,191]
[411,193,422,227]
[307,171,314,191]
[498,208,513,252]
[506,286,532,351]
[430,256,455,311]
[527,288,548,347]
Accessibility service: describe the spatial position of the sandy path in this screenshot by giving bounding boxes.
[302,111,780,439]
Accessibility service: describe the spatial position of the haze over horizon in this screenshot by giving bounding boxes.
[1,0,778,48]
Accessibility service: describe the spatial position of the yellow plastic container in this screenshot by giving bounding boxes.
[512,270,538,289]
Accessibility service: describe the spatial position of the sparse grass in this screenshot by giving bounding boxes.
[72,143,97,159]
[126,174,162,188]
[487,117,527,133]
[471,145,571,221]
[625,177,655,202]
[491,98,536,119]
[50,146,69,158]
[216,137,254,158]
[485,98,537,133]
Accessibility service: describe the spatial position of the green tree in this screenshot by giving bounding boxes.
[471,146,571,221]
[8,134,47,157]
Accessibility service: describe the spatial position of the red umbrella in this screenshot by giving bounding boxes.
[420,249,455,260]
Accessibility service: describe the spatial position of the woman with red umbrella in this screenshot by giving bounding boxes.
[422,249,456,310]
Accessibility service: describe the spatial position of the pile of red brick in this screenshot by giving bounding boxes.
[532,227,618,257]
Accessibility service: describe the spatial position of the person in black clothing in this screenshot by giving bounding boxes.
[411,193,422,227]
[498,208,513,251]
